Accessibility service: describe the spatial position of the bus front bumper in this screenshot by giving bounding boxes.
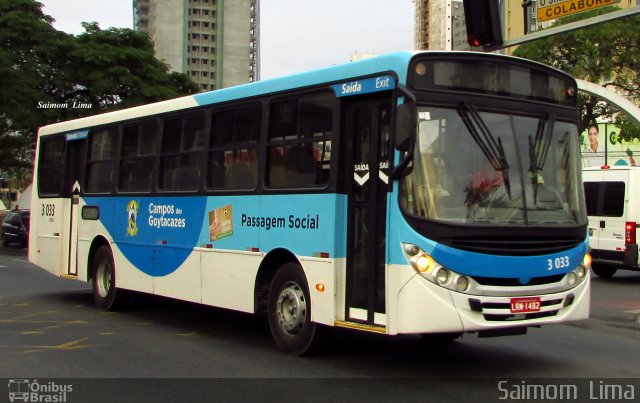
[392,268,590,335]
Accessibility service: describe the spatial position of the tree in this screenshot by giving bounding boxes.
[0,0,199,185]
[61,22,199,113]
[513,6,640,139]
[0,0,70,181]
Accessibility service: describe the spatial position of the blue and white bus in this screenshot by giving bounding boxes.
[30,51,591,354]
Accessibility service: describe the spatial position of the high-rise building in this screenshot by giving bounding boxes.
[414,0,467,51]
[133,0,259,92]
[414,0,429,50]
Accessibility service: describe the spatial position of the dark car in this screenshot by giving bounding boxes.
[1,210,30,248]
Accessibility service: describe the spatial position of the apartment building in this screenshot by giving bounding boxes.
[134,0,259,91]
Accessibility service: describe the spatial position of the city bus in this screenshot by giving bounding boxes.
[30,51,591,355]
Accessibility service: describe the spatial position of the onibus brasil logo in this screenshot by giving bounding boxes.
[127,200,139,237]
[8,379,73,402]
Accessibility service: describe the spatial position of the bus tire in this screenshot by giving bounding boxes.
[591,263,617,278]
[267,263,317,355]
[92,245,130,311]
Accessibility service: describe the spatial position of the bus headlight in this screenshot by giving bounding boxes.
[455,276,470,292]
[435,268,450,285]
[415,254,435,273]
[566,259,589,288]
[402,243,476,294]
[404,243,420,257]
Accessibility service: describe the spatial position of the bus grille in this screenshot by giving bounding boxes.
[483,310,559,321]
[446,237,581,256]
[471,274,565,286]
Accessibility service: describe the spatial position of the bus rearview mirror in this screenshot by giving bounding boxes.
[395,102,416,152]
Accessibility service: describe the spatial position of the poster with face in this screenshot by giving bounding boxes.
[581,123,640,167]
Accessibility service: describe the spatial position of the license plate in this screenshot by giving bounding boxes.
[510,297,541,313]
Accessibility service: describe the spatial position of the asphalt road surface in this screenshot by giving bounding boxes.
[1,245,639,402]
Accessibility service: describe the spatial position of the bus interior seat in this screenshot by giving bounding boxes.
[284,145,317,186]
[269,148,287,187]
[227,161,255,189]
[173,166,198,190]
[131,170,153,191]
[121,171,134,191]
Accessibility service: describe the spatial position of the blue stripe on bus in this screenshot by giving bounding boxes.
[87,190,585,282]
[386,196,588,283]
[84,194,347,277]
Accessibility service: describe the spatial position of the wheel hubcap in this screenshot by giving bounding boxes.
[96,261,111,298]
[276,282,307,335]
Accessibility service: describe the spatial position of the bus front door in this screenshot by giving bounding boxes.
[344,95,392,328]
[63,139,84,277]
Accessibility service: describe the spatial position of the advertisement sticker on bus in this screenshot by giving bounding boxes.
[209,205,233,241]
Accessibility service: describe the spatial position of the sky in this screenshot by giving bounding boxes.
[38,0,415,80]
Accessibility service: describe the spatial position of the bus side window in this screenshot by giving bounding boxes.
[266,91,333,189]
[159,113,204,191]
[283,143,318,186]
[85,126,118,194]
[268,146,286,187]
[38,136,66,196]
[227,158,255,189]
[207,104,260,191]
[118,120,157,193]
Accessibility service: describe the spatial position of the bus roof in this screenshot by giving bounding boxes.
[37,51,418,137]
[37,50,573,137]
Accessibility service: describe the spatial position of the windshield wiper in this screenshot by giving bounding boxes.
[457,103,511,199]
[528,114,555,204]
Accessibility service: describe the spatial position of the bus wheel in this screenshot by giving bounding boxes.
[92,245,129,311]
[591,263,617,278]
[267,263,317,355]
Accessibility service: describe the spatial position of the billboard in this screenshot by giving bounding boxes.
[580,122,640,167]
[537,0,621,22]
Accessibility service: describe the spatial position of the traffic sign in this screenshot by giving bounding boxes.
[537,0,620,22]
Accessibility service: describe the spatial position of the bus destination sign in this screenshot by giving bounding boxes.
[331,75,395,98]
[65,129,89,141]
[537,0,620,22]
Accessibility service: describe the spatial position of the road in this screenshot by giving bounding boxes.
[1,245,639,402]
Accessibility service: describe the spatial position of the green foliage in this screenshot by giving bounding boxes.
[0,0,64,182]
[0,0,199,185]
[513,6,640,138]
[70,22,199,111]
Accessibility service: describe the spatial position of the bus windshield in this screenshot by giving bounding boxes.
[401,105,585,226]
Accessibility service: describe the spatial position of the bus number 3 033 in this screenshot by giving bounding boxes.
[41,203,55,217]
[547,256,570,270]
